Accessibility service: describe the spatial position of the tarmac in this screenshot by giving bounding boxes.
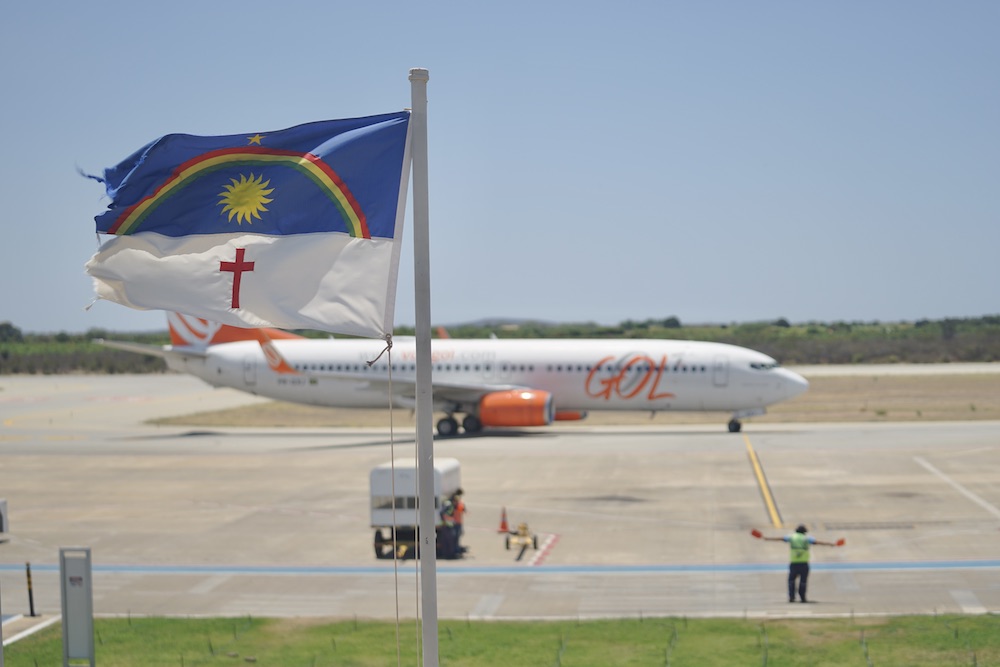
[2,373,999,639]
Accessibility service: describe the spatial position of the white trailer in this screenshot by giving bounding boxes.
[369,458,461,559]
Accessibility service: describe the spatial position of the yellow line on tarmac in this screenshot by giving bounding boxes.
[744,434,783,528]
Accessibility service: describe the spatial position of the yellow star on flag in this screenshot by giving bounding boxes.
[247,133,265,145]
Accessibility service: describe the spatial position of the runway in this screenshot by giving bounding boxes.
[2,374,999,626]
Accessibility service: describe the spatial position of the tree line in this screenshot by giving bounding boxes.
[1,316,998,375]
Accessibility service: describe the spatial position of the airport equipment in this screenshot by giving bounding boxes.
[505,522,538,551]
[60,547,94,667]
[370,458,461,559]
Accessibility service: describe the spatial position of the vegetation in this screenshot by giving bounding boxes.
[0,327,169,375]
[6,614,1000,666]
[2,315,999,375]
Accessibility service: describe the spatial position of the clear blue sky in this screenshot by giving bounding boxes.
[3,1,997,333]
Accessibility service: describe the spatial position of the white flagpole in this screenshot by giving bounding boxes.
[408,67,439,667]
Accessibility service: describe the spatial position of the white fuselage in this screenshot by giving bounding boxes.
[167,337,808,415]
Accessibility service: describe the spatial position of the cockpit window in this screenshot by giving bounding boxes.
[749,362,780,371]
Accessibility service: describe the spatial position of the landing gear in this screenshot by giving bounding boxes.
[728,408,763,433]
[436,413,484,437]
[462,414,483,434]
[436,416,459,437]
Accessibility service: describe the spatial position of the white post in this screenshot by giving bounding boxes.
[408,67,439,667]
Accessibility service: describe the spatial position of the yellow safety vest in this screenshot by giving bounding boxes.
[789,533,811,563]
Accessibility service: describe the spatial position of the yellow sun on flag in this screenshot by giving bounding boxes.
[218,173,274,224]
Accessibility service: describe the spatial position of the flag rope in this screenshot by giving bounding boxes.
[378,339,423,666]
[382,339,405,667]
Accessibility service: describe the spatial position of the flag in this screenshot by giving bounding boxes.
[86,112,411,338]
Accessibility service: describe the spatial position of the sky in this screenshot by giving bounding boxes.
[2,1,997,333]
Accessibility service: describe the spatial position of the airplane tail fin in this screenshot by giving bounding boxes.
[167,312,304,349]
[256,328,299,374]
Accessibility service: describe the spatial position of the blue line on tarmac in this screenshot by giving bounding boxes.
[3,560,1000,576]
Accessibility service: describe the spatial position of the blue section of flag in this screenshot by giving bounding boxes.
[93,112,410,239]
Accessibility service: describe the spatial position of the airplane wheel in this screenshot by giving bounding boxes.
[728,419,742,433]
[462,414,483,433]
[437,417,459,437]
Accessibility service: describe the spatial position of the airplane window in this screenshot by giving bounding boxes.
[750,362,780,371]
[474,365,481,371]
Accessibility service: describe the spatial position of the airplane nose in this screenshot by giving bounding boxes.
[778,368,809,401]
[780,369,810,399]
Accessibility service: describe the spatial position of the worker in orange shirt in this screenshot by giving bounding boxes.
[451,488,467,555]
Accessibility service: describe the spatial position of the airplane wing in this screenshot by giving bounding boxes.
[96,339,171,357]
[259,335,524,405]
[302,369,525,404]
[405,378,527,404]
[96,339,208,360]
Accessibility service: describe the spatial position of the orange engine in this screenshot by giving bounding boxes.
[479,390,554,427]
[554,410,588,422]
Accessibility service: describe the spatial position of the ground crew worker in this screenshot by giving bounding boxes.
[451,488,467,554]
[762,524,838,602]
[438,498,459,559]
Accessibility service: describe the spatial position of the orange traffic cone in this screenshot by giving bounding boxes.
[498,507,509,533]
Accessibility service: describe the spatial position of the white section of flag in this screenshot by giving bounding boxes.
[86,231,399,338]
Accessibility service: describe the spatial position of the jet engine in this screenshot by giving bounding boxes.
[554,410,588,422]
[478,389,554,427]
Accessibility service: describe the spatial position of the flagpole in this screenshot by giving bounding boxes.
[408,67,439,667]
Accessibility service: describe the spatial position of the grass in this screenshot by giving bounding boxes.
[6,614,1000,666]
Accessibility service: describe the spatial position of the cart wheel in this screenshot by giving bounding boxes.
[532,535,538,550]
[505,535,510,550]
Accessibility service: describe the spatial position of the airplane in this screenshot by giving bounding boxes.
[101,312,809,436]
